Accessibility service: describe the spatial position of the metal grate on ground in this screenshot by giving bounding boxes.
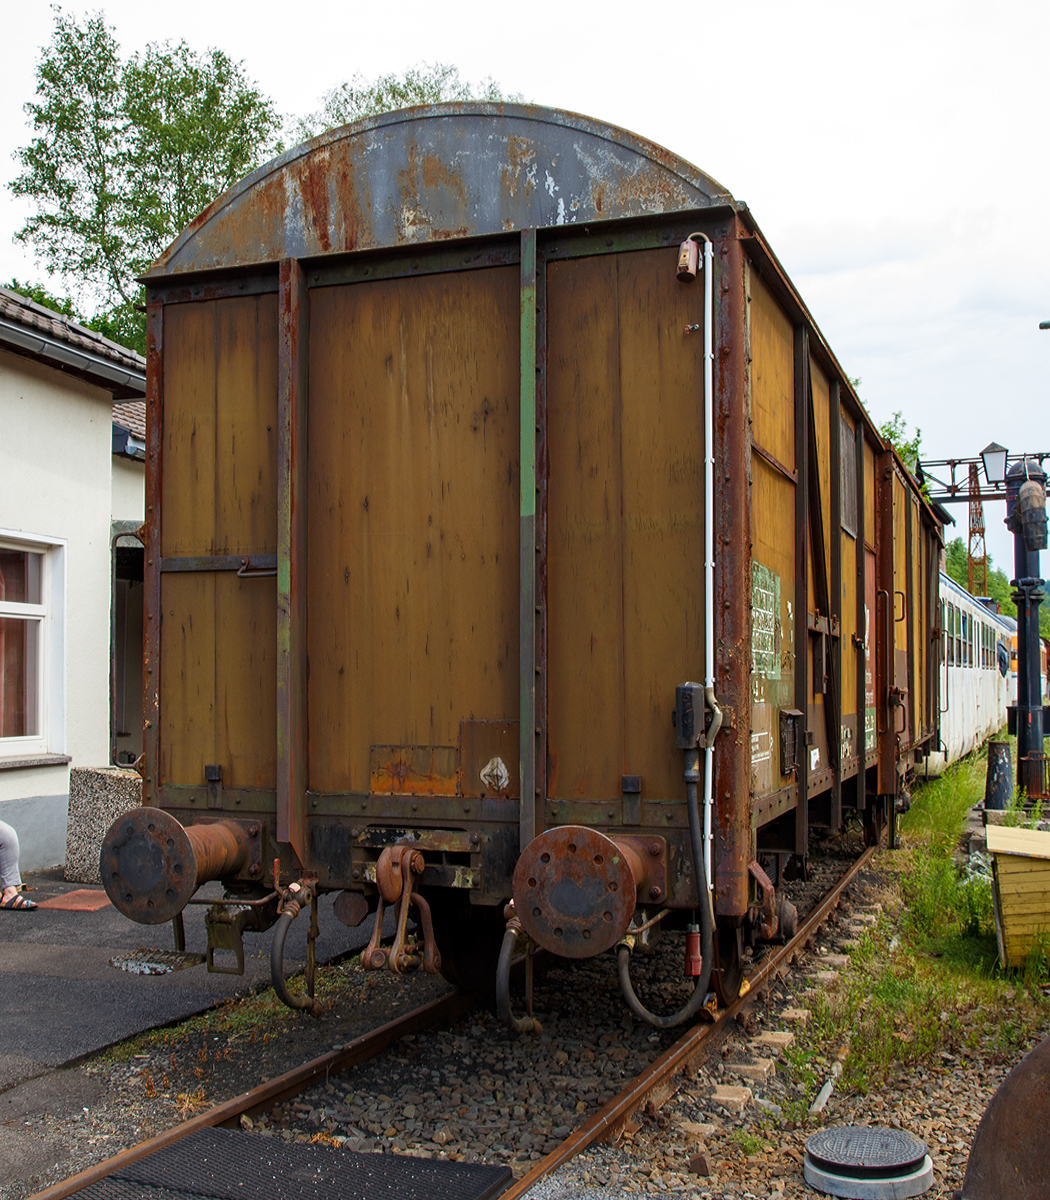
[68,1127,512,1200]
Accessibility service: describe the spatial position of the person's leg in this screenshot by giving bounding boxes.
[0,819,24,905]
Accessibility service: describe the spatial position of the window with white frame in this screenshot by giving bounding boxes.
[0,539,56,756]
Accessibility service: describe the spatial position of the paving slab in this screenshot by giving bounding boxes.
[0,1069,104,1122]
[0,1124,69,1182]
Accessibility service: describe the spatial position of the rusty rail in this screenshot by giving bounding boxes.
[30,845,875,1200]
[27,990,475,1200]
[499,843,877,1199]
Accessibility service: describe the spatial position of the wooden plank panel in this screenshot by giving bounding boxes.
[751,453,796,798]
[161,298,278,557]
[547,255,626,800]
[840,535,857,701]
[750,275,794,470]
[162,303,217,557]
[617,249,706,802]
[912,496,925,736]
[214,296,279,554]
[811,358,832,582]
[894,473,909,652]
[987,824,1050,857]
[158,573,276,787]
[306,268,520,794]
[159,572,215,784]
[214,574,276,787]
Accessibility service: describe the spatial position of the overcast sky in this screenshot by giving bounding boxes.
[4,0,1047,569]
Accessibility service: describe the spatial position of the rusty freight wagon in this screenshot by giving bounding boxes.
[102,105,942,1026]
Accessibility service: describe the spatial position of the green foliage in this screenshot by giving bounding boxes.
[728,1129,767,1156]
[293,62,523,141]
[899,755,997,941]
[122,39,282,259]
[879,410,923,474]
[11,10,280,350]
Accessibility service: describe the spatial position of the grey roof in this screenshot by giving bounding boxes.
[112,400,146,440]
[146,103,736,279]
[0,287,146,399]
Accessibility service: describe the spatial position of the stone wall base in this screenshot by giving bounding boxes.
[65,767,142,884]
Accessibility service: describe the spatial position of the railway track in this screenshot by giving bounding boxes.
[28,843,876,1200]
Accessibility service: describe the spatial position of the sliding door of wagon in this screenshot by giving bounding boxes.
[306,269,520,803]
[157,298,279,802]
[546,249,706,807]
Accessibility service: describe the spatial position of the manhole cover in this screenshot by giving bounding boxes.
[804,1126,933,1199]
[110,949,205,975]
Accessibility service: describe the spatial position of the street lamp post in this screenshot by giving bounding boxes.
[1006,460,1049,797]
[919,444,1050,799]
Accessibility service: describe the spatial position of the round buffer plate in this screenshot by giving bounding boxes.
[804,1127,933,1199]
[100,806,197,925]
[513,825,636,958]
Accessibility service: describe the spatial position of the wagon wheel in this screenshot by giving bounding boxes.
[712,914,746,1006]
[427,893,506,998]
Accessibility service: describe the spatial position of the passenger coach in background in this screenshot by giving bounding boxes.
[929,573,1012,770]
[99,105,944,1027]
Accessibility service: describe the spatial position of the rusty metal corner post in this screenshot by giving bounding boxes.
[277,259,310,868]
[876,452,897,799]
[713,221,750,918]
[142,302,164,804]
[793,327,811,855]
[519,228,541,855]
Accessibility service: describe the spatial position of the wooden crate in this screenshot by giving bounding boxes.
[986,825,1050,968]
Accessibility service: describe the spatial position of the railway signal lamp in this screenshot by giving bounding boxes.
[981,441,1008,485]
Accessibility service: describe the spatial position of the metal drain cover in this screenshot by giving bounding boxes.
[110,949,205,975]
[804,1127,934,1198]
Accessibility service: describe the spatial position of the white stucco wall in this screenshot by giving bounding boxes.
[112,455,145,525]
[0,347,115,869]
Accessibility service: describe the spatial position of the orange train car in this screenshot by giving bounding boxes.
[102,105,942,1025]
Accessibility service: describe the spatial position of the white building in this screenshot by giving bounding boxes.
[0,288,145,870]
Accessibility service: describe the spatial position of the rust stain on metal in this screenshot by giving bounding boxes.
[513,825,641,958]
[295,150,333,254]
[421,151,468,204]
[369,745,459,795]
[500,135,537,202]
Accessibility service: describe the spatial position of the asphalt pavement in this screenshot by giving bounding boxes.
[0,868,377,1092]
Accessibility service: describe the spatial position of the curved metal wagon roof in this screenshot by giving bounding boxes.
[144,103,735,279]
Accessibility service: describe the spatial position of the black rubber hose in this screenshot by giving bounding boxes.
[270,909,323,1017]
[617,756,715,1029]
[496,927,541,1035]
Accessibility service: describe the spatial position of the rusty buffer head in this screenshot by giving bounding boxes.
[101,807,249,925]
[513,826,641,957]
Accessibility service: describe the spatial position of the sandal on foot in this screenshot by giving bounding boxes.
[0,894,37,910]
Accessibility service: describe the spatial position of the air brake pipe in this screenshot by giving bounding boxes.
[270,881,324,1017]
[496,904,542,1035]
[617,744,714,1028]
[696,231,724,893]
[677,232,723,887]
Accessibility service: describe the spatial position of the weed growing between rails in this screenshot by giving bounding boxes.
[775,748,1050,1123]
